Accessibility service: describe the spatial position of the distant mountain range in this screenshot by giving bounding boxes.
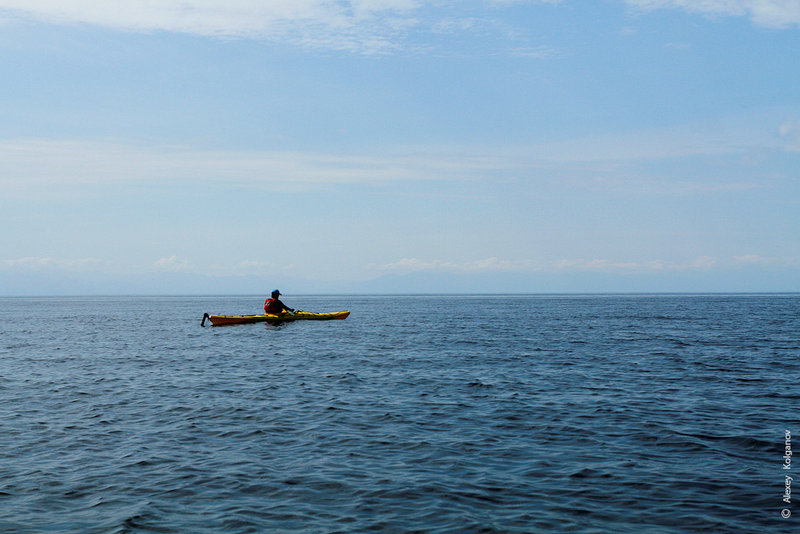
[2,266,795,296]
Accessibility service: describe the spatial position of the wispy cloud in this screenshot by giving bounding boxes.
[372,257,538,273]
[509,45,560,59]
[733,254,798,267]
[152,255,191,272]
[4,255,796,283]
[2,256,110,270]
[625,0,800,28]
[526,112,794,163]
[1,109,794,194]
[2,1,798,57]
[0,138,505,191]
[0,0,564,55]
[0,0,423,53]
[373,256,724,274]
[551,256,718,273]
[779,119,800,151]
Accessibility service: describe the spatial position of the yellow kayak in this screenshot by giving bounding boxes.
[202,310,350,326]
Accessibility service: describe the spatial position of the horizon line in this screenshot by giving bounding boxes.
[2,292,799,298]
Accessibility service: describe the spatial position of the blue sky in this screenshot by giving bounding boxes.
[1,0,798,294]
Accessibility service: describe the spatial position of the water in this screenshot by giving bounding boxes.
[1,294,798,533]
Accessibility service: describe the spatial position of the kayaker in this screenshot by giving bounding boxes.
[264,290,295,315]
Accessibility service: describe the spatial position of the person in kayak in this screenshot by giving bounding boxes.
[264,290,295,315]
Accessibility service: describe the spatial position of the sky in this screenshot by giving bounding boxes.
[1,0,798,295]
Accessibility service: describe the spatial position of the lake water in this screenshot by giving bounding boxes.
[1,294,798,533]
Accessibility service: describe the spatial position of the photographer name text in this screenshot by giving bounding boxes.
[783,430,792,518]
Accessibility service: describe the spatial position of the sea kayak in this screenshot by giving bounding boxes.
[202,310,350,326]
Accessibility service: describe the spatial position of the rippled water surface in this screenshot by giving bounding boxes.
[1,295,798,533]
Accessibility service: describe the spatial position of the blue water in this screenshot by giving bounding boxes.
[1,294,798,533]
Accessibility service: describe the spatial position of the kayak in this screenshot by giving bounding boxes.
[202,310,350,326]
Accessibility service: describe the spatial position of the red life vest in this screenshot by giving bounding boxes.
[264,298,281,314]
